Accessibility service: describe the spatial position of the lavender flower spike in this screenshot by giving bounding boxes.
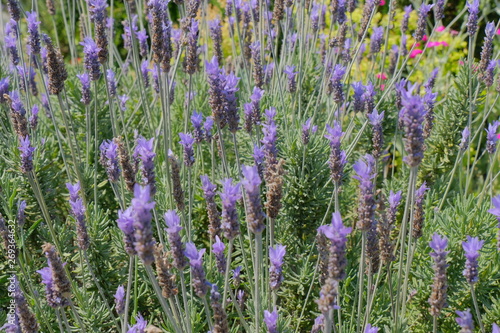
[263,308,278,333]
[302,118,318,145]
[80,37,101,81]
[131,184,156,265]
[353,154,376,231]
[66,182,90,250]
[191,111,204,143]
[115,285,125,315]
[466,0,480,36]
[106,69,117,96]
[219,178,242,240]
[399,91,426,167]
[319,211,352,280]
[212,235,227,274]
[128,313,147,333]
[328,64,346,104]
[179,132,195,167]
[428,233,449,317]
[414,4,434,41]
[462,236,484,284]
[19,136,36,173]
[185,242,209,297]
[200,175,221,241]
[456,309,474,332]
[283,65,298,93]
[412,182,429,239]
[367,109,384,158]
[27,12,41,54]
[135,136,156,194]
[325,121,347,183]
[16,200,27,226]
[77,73,92,105]
[100,139,120,182]
[164,210,188,270]
[269,244,286,290]
[241,165,266,234]
[459,126,470,151]
[117,207,136,255]
[485,121,499,154]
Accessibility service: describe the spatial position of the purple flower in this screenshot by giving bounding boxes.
[365,324,379,333]
[119,95,129,111]
[467,0,480,36]
[233,266,242,287]
[223,72,241,133]
[77,73,92,105]
[204,116,214,142]
[302,118,318,145]
[100,139,120,182]
[136,30,149,58]
[80,37,101,81]
[325,121,346,183]
[388,190,402,211]
[261,117,278,164]
[370,26,384,54]
[19,136,36,173]
[106,69,116,96]
[462,236,484,284]
[399,91,426,167]
[205,56,225,124]
[0,77,10,104]
[428,233,449,316]
[459,126,470,151]
[5,34,19,66]
[367,109,384,126]
[191,111,204,143]
[283,65,298,93]
[117,207,136,255]
[135,136,156,193]
[328,65,346,104]
[264,308,278,333]
[131,184,156,265]
[493,323,499,333]
[16,200,27,226]
[488,195,500,219]
[141,60,150,88]
[456,309,474,331]
[318,212,352,280]
[179,133,195,167]
[29,104,39,130]
[414,4,434,41]
[241,165,265,234]
[402,5,412,33]
[185,242,208,297]
[353,154,376,231]
[212,235,226,273]
[219,178,242,240]
[36,266,61,308]
[269,244,286,290]
[67,182,90,250]
[485,121,499,154]
[27,12,41,54]
[127,313,147,333]
[164,210,188,269]
[115,285,125,315]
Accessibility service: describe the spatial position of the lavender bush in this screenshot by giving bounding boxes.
[0,0,499,332]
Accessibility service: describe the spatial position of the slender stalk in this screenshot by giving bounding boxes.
[222,239,235,308]
[254,232,263,331]
[471,285,485,333]
[122,256,134,333]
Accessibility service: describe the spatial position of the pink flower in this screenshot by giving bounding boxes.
[436,25,445,32]
[380,84,385,91]
[376,73,388,80]
[439,41,449,47]
[497,133,500,139]
[415,43,421,47]
[422,35,428,42]
[459,60,465,66]
[379,0,385,5]
[410,49,423,58]
[497,29,500,35]
[428,41,441,47]
[450,30,458,36]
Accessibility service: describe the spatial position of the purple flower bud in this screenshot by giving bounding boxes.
[204,116,214,142]
[250,41,264,88]
[325,121,347,183]
[233,266,242,287]
[16,200,27,226]
[269,244,286,290]
[485,121,499,154]
[488,195,500,251]
[353,154,376,231]
[135,136,156,193]
[212,235,227,273]
[128,313,147,333]
[114,285,125,315]
[456,309,474,332]
[106,69,116,96]
[462,236,484,284]
[131,184,156,265]
[399,91,426,167]
[264,308,278,333]
[29,105,39,130]
[209,19,223,64]
[0,77,9,104]
[5,33,19,66]
[466,0,479,36]
[27,12,41,54]
[328,65,346,104]
[370,26,384,55]
[219,178,241,240]
[402,5,412,33]
[19,136,36,173]
[164,210,188,269]
[185,242,209,297]
[141,60,150,88]
[388,190,402,211]
[100,139,120,182]
[136,30,149,58]
[179,132,195,167]
[77,73,92,105]
[80,37,101,81]
[191,111,204,143]
[302,118,318,145]
[459,126,470,151]
[414,4,433,41]
[428,233,449,316]
[241,165,266,234]
[283,65,298,93]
